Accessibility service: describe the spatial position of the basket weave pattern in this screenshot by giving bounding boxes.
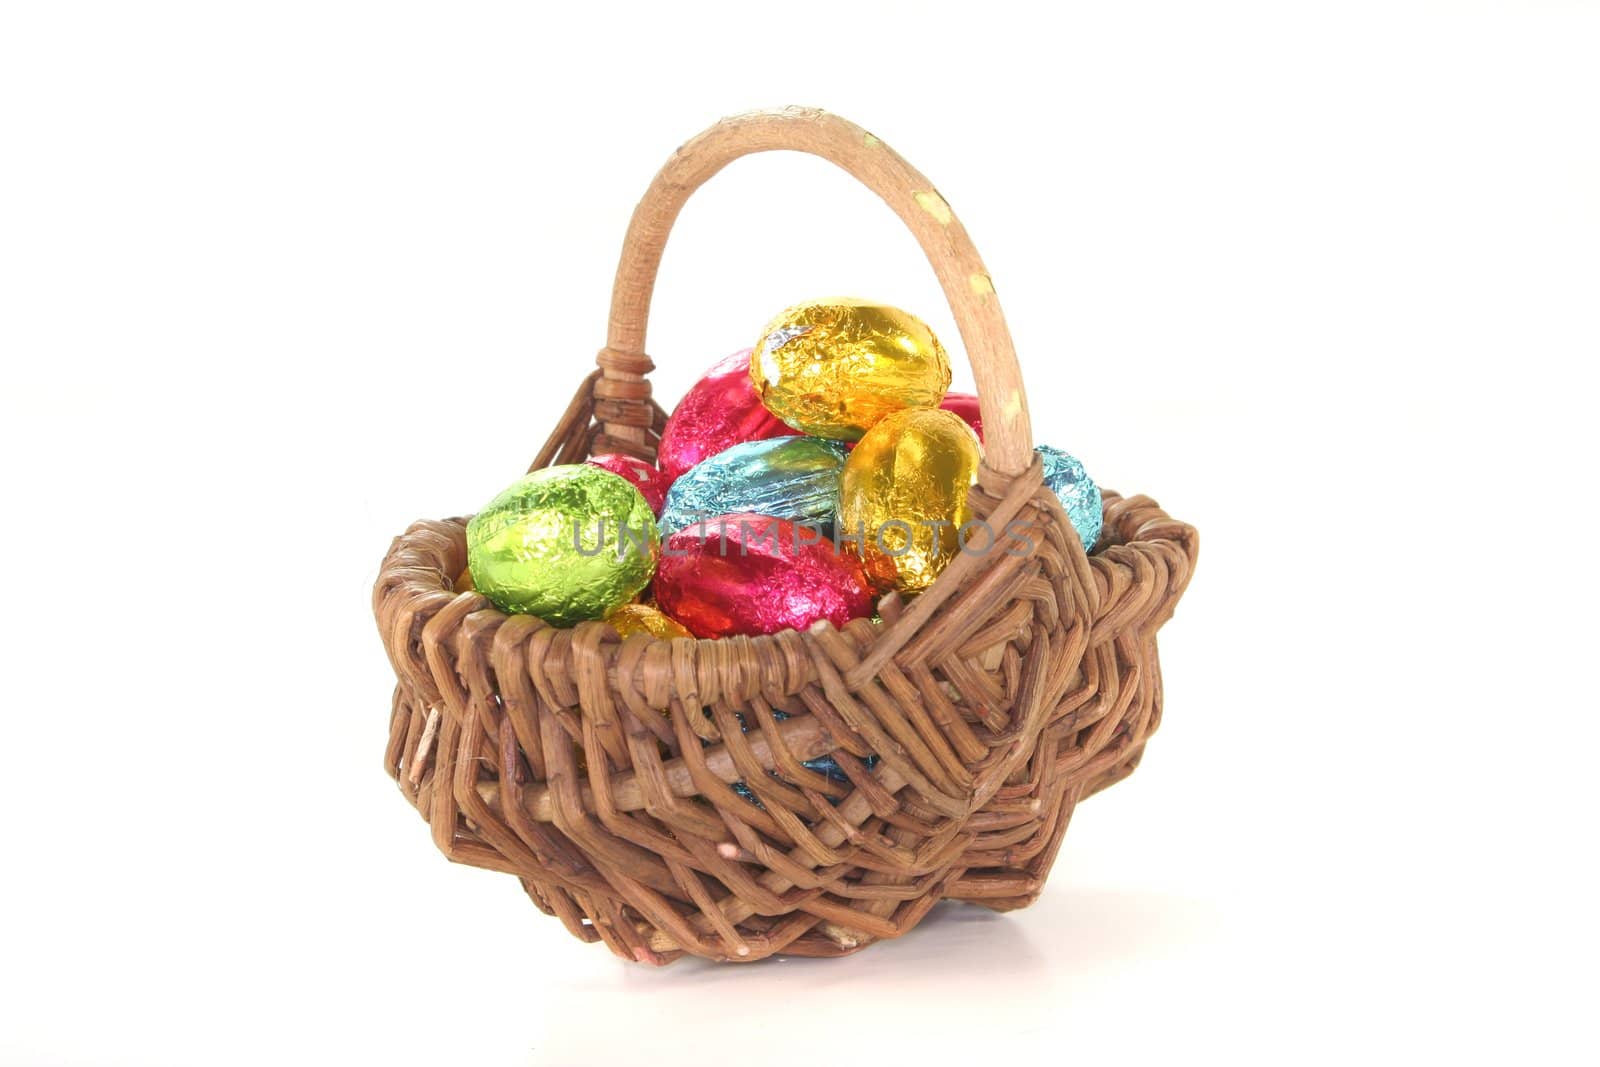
[374,109,1196,963]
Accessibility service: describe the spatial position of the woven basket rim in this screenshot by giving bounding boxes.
[385,480,1178,631]
[376,483,1184,709]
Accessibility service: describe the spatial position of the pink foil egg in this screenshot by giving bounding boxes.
[939,392,984,443]
[586,453,671,515]
[657,349,791,483]
[654,513,875,638]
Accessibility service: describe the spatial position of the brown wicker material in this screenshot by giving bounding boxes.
[373,108,1197,964]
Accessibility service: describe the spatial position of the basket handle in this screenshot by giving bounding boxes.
[599,107,1035,476]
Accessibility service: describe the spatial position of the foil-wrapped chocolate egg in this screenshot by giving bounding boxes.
[838,408,982,593]
[1037,445,1103,551]
[466,465,658,626]
[658,435,848,535]
[939,392,984,443]
[654,514,874,638]
[606,602,694,640]
[587,453,671,515]
[750,299,953,440]
[657,349,791,482]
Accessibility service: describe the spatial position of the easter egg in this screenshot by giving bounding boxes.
[838,408,982,593]
[587,453,671,515]
[654,514,874,638]
[466,465,658,625]
[606,602,694,640]
[1037,445,1103,551]
[939,392,984,442]
[657,349,791,482]
[798,753,879,783]
[658,435,848,535]
[750,298,952,440]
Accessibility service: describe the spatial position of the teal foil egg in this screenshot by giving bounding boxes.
[659,435,849,535]
[1037,445,1103,551]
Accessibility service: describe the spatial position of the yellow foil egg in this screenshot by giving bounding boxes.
[750,298,953,440]
[838,408,982,593]
[606,602,694,640]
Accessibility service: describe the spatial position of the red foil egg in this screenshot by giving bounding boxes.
[657,349,791,482]
[939,392,984,443]
[654,513,875,638]
[586,453,671,515]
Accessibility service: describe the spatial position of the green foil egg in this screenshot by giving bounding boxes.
[466,464,659,626]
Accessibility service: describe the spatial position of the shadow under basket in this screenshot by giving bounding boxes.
[372,108,1198,964]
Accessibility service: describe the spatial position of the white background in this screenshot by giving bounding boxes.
[3,2,1596,1064]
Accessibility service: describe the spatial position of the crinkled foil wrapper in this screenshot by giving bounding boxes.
[605,602,693,640]
[658,435,848,535]
[654,514,873,638]
[587,453,671,516]
[799,753,880,783]
[750,298,952,440]
[839,408,982,593]
[1037,445,1103,551]
[728,710,881,806]
[939,392,983,443]
[657,349,791,481]
[466,465,658,626]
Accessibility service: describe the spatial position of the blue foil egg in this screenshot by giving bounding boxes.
[800,754,880,783]
[723,710,879,806]
[1037,445,1103,551]
[659,435,849,535]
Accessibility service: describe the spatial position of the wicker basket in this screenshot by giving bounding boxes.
[373,108,1198,964]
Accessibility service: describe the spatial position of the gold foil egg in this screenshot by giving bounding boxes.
[838,407,982,593]
[750,298,953,440]
[606,602,694,640]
